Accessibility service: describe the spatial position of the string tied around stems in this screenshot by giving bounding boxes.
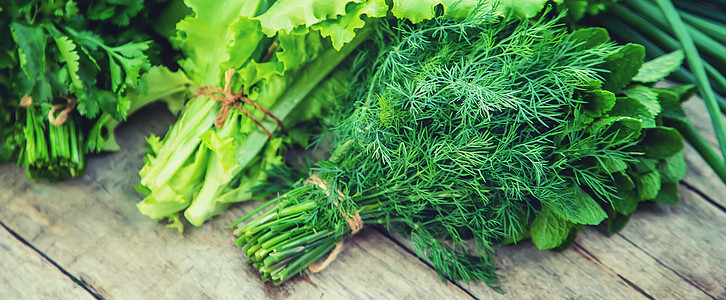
[193,69,284,137]
[20,94,77,126]
[303,174,364,273]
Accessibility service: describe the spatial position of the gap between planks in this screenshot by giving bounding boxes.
[0,220,104,300]
[680,180,726,214]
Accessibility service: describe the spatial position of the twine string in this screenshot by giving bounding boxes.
[20,95,77,126]
[49,96,77,126]
[20,94,32,107]
[304,174,364,273]
[194,69,284,137]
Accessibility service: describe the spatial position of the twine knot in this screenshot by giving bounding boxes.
[20,95,77,126]
[194,69,283,137]
[304,174,364,273]
[49,96,77,126]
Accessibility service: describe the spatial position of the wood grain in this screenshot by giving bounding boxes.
[0,225,93,299]
[0,106,471,299]
[575,188,724,299]
[610,187,726,298]
[681,98,726,207]
[385,230,649,299]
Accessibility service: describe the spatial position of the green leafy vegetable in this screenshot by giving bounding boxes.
[233,9,687,286]
[136,0,373,228]
[633,50,684,82]
[1,0,185,181]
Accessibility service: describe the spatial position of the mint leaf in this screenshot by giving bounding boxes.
[614,171,636,191]
[605,207,631,235]
[637,170,661,200]
[601,43,645,92]
[602,157,628,173]
[570,27,611,51]
[551,186,607,225]
[581,88,616,124]
[654,183,679,205]
[613,185,640,215]
[666,84,697,101]
[633,50,684,83]
[658,151,686,183]
[623,85,661,117]
[609,97,656,128]
[531,206,573,250]
[635,127,684,159]
[657,89,688,123]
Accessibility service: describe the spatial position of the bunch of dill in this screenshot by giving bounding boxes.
[233,11,683,286]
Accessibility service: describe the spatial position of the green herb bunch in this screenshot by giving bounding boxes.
[1,0,185,181]
[583,0,726,183]
[233,11,687,286]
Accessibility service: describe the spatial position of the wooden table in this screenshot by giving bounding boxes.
[2,99,725,299]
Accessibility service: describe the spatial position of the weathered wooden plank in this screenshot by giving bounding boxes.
[609,187,726,298]
[0,225,93,299]
[383,230,647,299]
[680,98,726,207]
[0,106,472,299]
[575,188,722,299]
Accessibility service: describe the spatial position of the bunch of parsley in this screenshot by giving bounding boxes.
[1,0,187,181]
[233,10,688,286]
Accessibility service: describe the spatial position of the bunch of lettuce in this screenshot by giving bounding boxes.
[1,0,188,181]
[136,0,372,229]
[233,8,688,286]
